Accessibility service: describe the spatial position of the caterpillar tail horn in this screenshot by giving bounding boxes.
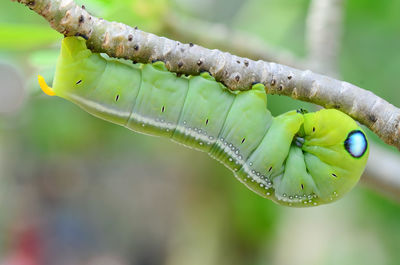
[38,75,56,96]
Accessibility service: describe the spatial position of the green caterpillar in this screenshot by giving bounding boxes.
[38,37,369,207]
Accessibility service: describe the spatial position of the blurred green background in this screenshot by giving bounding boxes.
[0,0,400,264]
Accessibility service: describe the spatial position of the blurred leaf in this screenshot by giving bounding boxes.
[76,0,170,32]
[0,24,61,51]
[228,183,280,247]
[232,0,309,57]
[29,49,60,67]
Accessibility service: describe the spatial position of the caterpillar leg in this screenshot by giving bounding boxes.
[273,145,319,206]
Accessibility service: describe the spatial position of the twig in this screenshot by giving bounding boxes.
[11,0,400,152]
[363,144,400,202]
[306,0,344,77]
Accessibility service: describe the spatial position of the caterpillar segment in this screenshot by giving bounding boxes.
[171,72,235,152]
[38,37,369,207]
[126,62,189,137]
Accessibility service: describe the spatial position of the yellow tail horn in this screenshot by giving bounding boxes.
[38,75,56,96]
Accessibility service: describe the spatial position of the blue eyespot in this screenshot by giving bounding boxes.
[344,130,367,158]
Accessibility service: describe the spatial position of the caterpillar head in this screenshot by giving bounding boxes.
[300,109,369,203]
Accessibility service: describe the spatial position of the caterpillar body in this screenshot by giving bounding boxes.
[38,37,369,207]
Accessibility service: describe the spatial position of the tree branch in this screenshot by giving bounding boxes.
[12,0,400,152]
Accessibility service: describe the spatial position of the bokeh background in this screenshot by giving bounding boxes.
[1,0,400,264]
